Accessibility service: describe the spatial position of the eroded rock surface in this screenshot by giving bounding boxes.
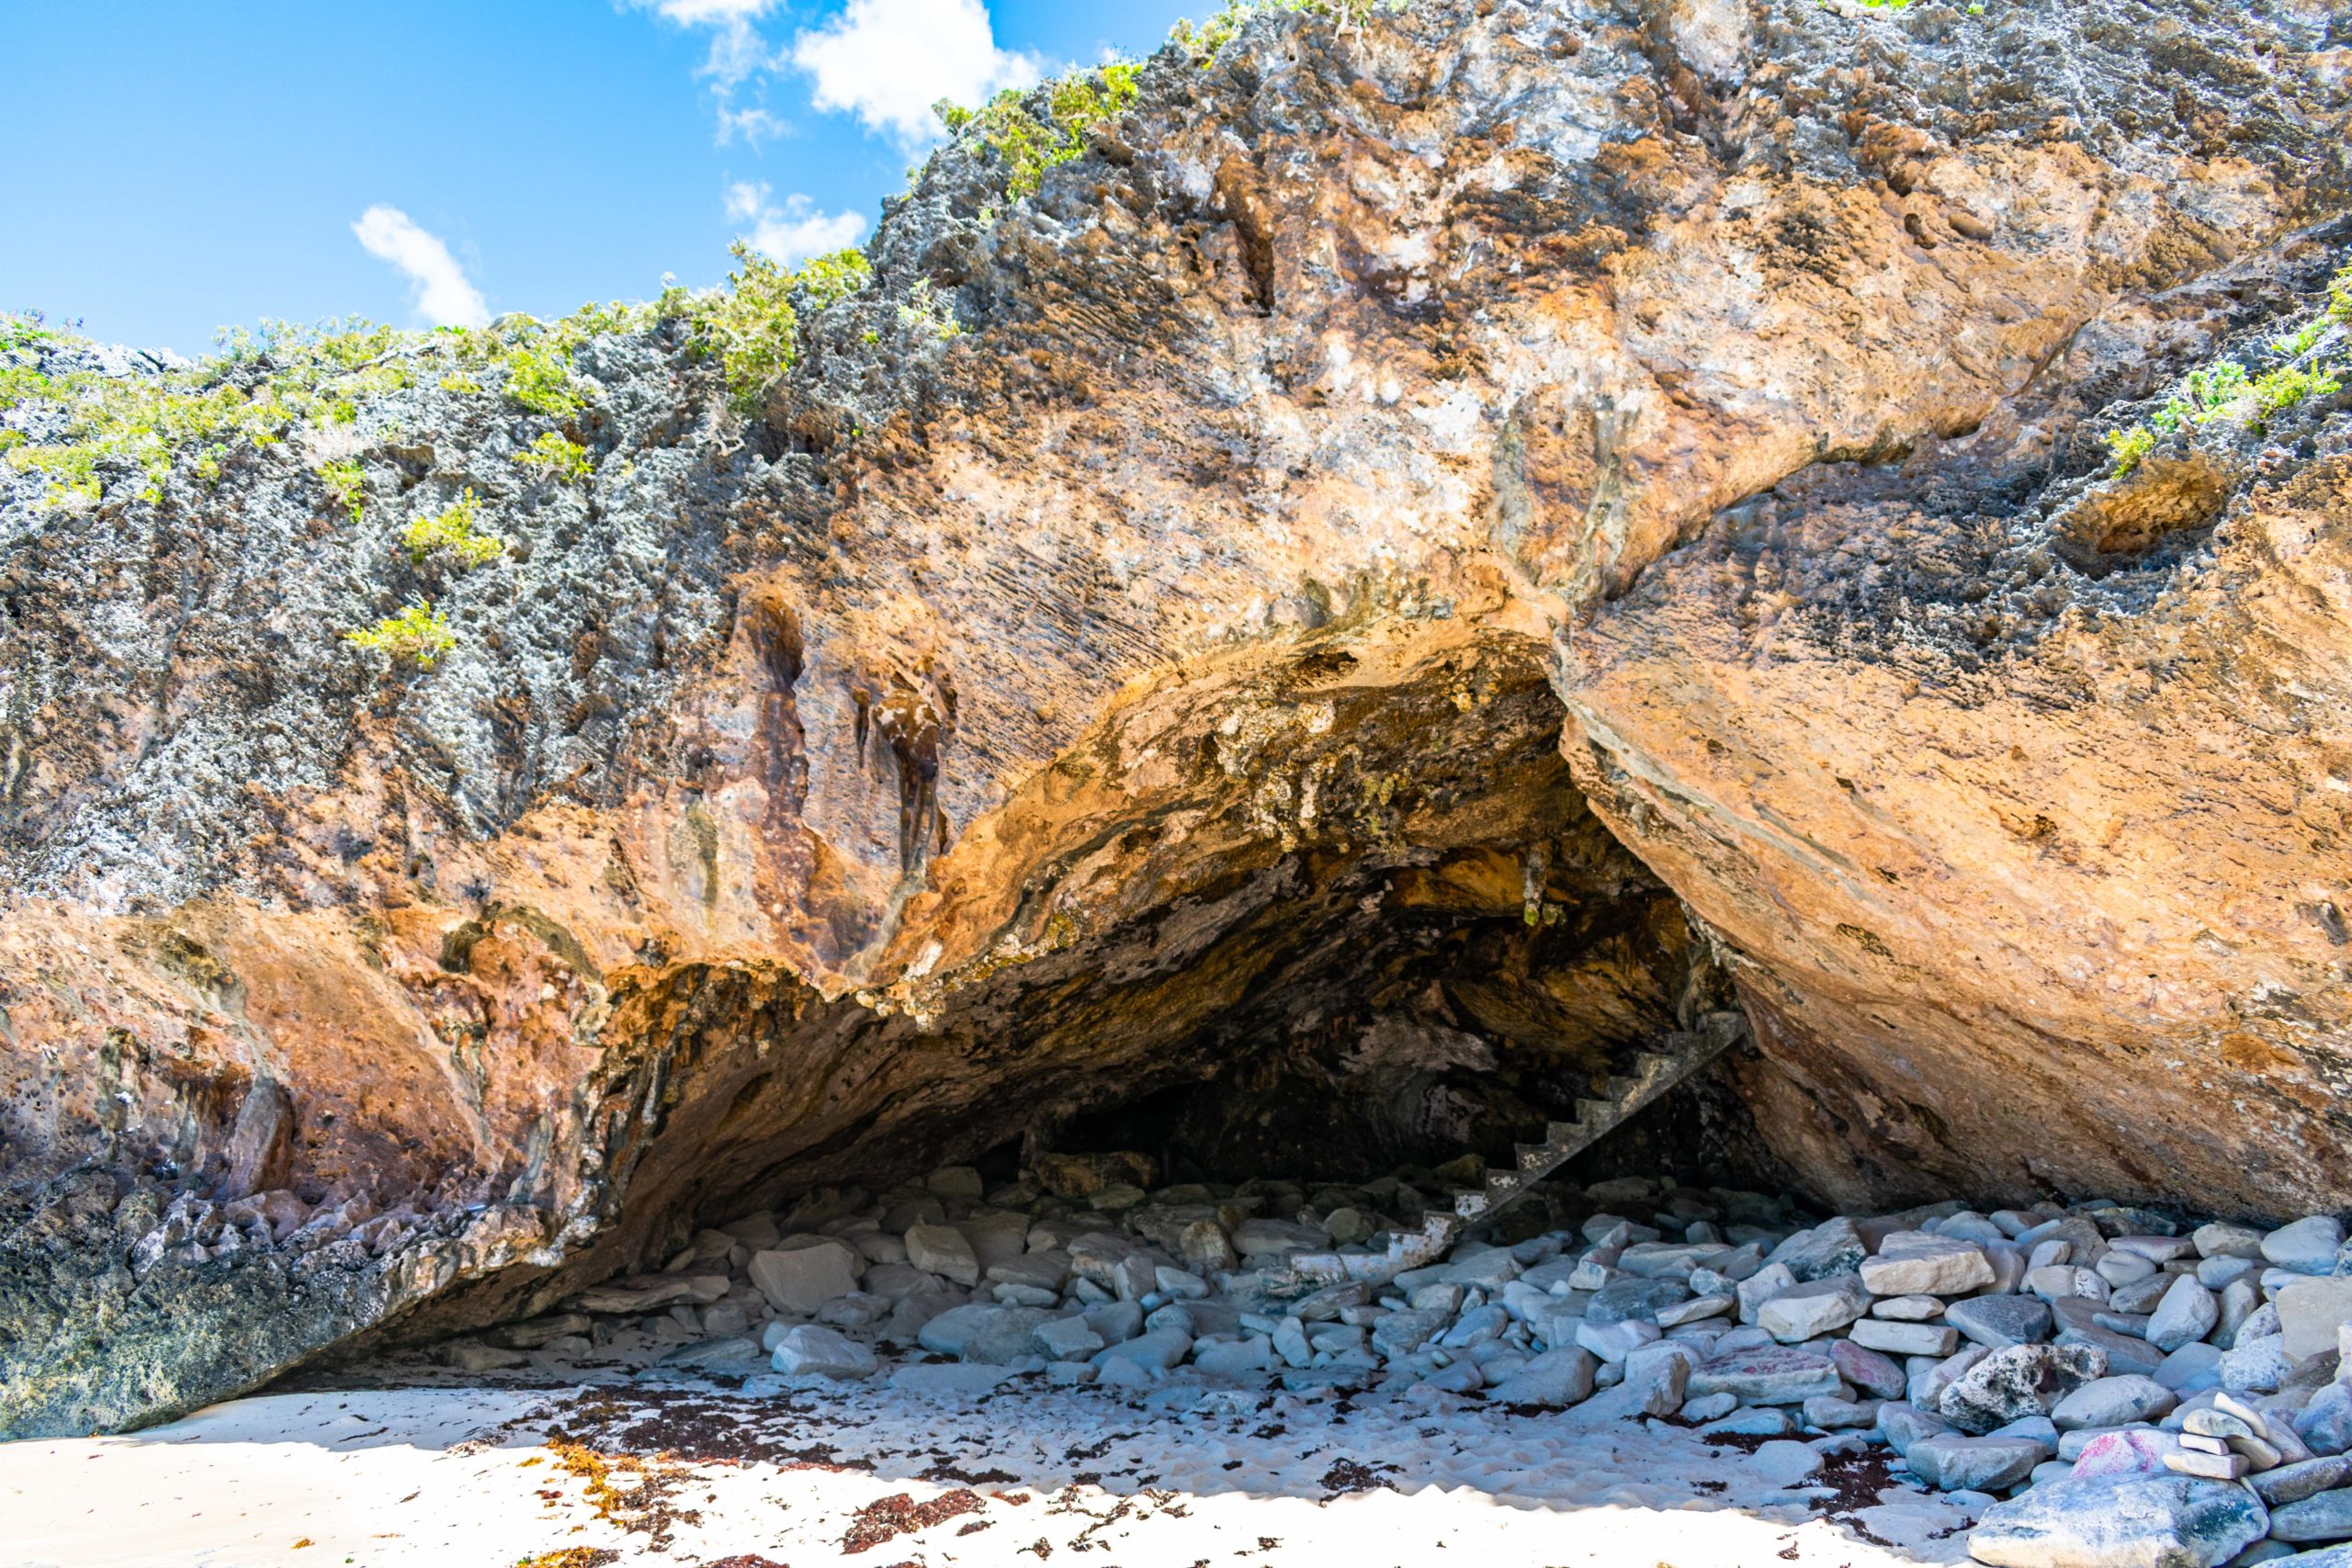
[3,0,2347,1435]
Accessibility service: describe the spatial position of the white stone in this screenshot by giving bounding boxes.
[2052,1375,2177,1430]
[1871,1294,1947,1321]
[1969,1475,2268,1568]
[748,1238,864,1314]
[1033,1315,1106,1360]
[2192,1222,2266,1260]
[2264,1216,2345,1274]
[2278,1277,2352,1361]
[1576,1317,1660,1363]
[1860,1234,1995,1297]
[1487,1347,1597,1408]
[1850,1318,1960,1357]
[769,1325,877,1379]
[1655,1293,1733,1327]
[1736,1262,1798,1325]
[1194,1337,1273,1377]
[2144,1275,2221,1353]
[1758,1274,1871,1343]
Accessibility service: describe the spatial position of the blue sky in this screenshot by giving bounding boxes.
[0,1,1197,355]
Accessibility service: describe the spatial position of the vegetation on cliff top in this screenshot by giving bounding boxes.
[935,64,1144,201]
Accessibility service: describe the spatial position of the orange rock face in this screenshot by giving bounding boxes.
[1,0,2346,1434]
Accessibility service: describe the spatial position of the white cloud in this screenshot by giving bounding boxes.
[349,206,490,329]
[630,0,782,87]
[791,0,1043,152]
[725,182,869,265]
[717,105,791,146]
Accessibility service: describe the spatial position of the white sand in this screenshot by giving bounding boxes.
[6,1375,1981,1567]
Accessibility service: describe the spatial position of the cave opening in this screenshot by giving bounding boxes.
[387,627,1796,1368]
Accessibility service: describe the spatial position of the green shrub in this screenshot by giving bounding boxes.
[794,249,874,313]
[2105,424,2156,474]
[318,457,366,520]
[518,431,594,483]
[934,63,1142,199]
[401,488,505,567]
[346,600,457,668]
[2249,363,2343,427]
[503,344,585,418]
[674,242,873,414]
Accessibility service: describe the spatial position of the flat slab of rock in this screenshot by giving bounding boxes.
[903,1224,980,1288]
[1487,1347,1597,1409]
[1968,1474,2268,1568]
[1758,1274,1870,1342]
[917,1303,1053,1364]
[1948,1295,2053,1349]
[2256,1457,2352,1506]
[749,1238,864,1315]
[1584,1275,1692,1325]
[570,1274,695,1314]
[1768,1217,1866,1282]
[1688,1345,1842,1404]
[1851,1318,1960,1357]
[1907,1433,2045,1492]
[769,1325,877,1380]
[2277,1277,2352,1361]
[1861,1233,1996,1297]
[1231,1219,1327,1259]
[2051,1375,2176,1431]
[2271,1488,2352,1543]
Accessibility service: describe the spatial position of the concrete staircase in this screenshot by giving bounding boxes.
[1284,1011,1745,1288]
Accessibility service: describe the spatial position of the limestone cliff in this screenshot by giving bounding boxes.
[1,0,2346,1436]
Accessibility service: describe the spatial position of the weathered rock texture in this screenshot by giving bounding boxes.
[2,0,2347,1436]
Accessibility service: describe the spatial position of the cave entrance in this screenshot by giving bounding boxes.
[392,626,1778,1362]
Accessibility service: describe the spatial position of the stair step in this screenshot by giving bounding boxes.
[1280,1013,1744,1290]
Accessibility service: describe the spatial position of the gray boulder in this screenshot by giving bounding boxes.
[1584,1275,1692,1326]
[1487,1347,1598,1409]
[2052,1375,2177,1431]
[2270,1488,2352,1544]
[1967,1475,2267,1568]
[2145,1276,2220,1354]
[1757,1274,1871,1343]
[1907,1433,2045,1492]
[2253,1455,2352,1507]
[1687,1344,1842,1404]
[918,1303,1053,1364]
[1940,1343,2108,1434]
[2263,1217,2345,1275]
[768,1325,877,1380]
[1949,1295,2055,1350]
[1768,1217,1867,1282]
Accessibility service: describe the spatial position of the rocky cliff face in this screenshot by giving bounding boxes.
[3,0,2346,1437]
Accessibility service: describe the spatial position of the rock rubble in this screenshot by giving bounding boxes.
[402,1162,2352,1565]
